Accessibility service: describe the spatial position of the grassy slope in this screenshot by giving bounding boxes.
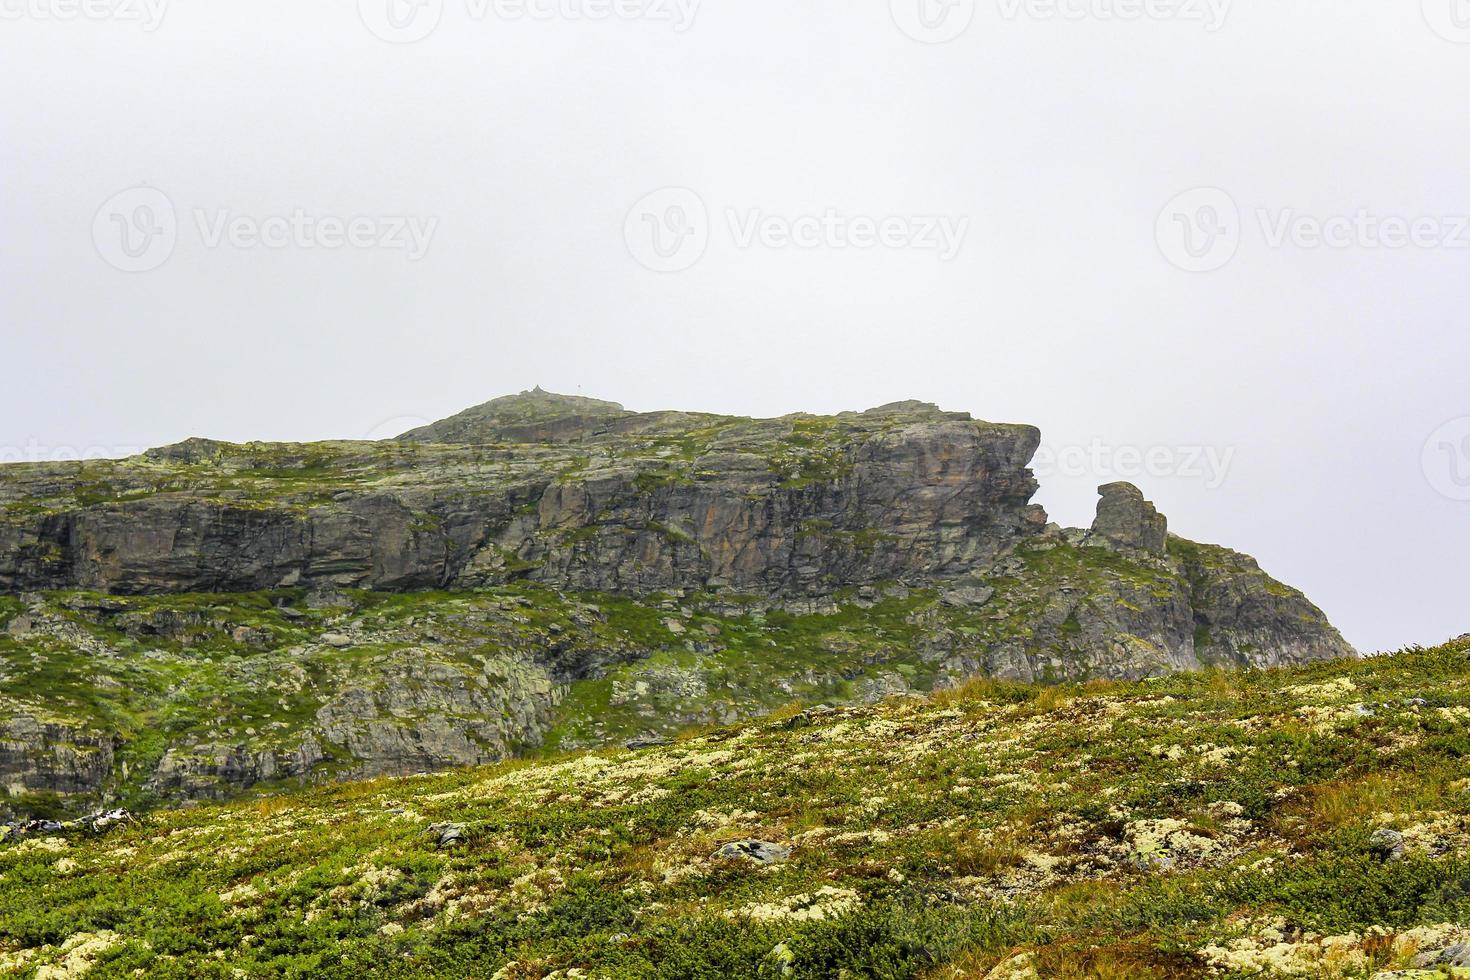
[3,535,1259,816]
[4,640,1470,978]
[0,585,953,814]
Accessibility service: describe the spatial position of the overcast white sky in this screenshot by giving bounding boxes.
[2,0,1467,653]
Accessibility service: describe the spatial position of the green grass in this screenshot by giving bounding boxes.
[3,638,1470,978]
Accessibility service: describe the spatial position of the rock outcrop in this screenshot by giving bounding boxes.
[0,395,1043,599]
[1088,482,1168,555]
[0,716,117,816]
[397,388,631,444]
[0,392,1357,815]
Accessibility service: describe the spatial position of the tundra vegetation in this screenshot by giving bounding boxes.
[0,392,1400,978]
[2,637,1469,979]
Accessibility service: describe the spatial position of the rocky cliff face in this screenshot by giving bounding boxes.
[0,716,116,807]
[0,391,1356,816]
[0,396,1043,599]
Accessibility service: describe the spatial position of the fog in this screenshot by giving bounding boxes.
[3,0,1468,652]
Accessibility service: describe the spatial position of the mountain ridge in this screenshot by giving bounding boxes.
[0,392,1354,816]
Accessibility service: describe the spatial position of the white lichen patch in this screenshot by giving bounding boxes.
[1130,818,1211,851]
[1286,677,1359,701]
[982,952,1040,979]
[1200,920,1470,977]
[727,886,861,923]
[687,808,761,830]
[1297,703,1372,732]
[1371,811,1470,858]
[33,931,125,980]
[219,882,260,905]
[1198,918,1371,976]
[0,948,38,973]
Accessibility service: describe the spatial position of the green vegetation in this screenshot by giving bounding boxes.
[0,408,893,525]
[4,639,1470,978]
[767,417,857,489]
[0,530,1328,819]
[541,588,938,752]
[0,584,960,812]
[1171,538,1309,606]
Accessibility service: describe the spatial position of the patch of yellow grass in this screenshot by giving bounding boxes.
[931,675,1003,707]
[949,832,1024,877]
[1081,678,1129,697]
[1033,940,1194,978]
[926,940,1193,980]
[247,794,296,819]
[919,947,1017,979]
[1031,686,1072,713]
[1202,666,1245,699]
[1042,880,1127,926]
[763,701,808,723]
[1307,771,1449,832]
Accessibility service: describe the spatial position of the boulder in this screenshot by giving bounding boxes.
[625,735,672,750]
[1089,482,1168,556]
[428,822,466,848]
[1369,828,1406,861]
[712,840,791,865]
[1414,944,1470,968]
